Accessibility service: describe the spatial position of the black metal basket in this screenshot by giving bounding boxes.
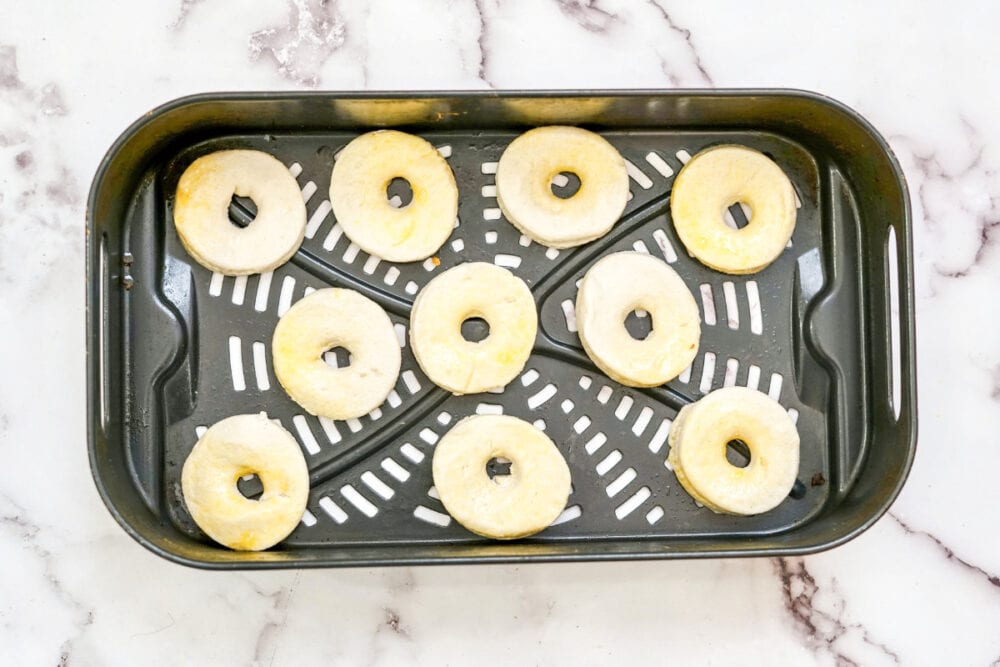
[86,90,917,568]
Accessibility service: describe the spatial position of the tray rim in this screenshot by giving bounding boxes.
[86,88,917,569]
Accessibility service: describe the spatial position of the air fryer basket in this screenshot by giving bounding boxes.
[86,91,916,568]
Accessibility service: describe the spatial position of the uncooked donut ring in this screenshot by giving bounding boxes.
[329,130,458,262]
[173,150,306,275]
[495,126,629,248]
[575,251,700,387]
[432,415,571,539]
[410,262,537,394]
[667,387,800,515]
[272,288,401,420]
[181,414,309,551]
[670,145,797,274]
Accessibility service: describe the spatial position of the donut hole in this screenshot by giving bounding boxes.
[725,439,752,468]
[723,201,753,230]
[236,472,264,500]
[624,309,653,341]
[460,317,491,343]
[550,171,582,199]
[486,456,513,485]
[323,346,354,369]
[386,176,414,208]
[228,194,258,228]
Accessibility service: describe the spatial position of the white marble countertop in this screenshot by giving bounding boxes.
[1,1,998,664]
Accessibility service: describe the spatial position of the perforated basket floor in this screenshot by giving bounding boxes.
[87,92,917,568]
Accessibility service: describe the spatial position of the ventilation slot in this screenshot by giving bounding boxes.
[559,299,577,332]
[322,224,343,251]
[625,159,653,189]
[631,406,653,436]
[402,370,421,394]
[277,276,295,316]
[340,485,378,517]
[645,506,665,524]
[361,471,394,500]
[252,342,270,391]
[644,151,674,178]
[231,275,247,306]
[887,226,902,419]
[414,505,451,527]
[494,254,522,269]
[550,505,582,526]
[209,272,224,297]
[648,418,671,453]
[699,352,716,393]
[596,450,622,476]
[528,383,557,409]
[254,271,273,312]
[746,280,763,334]
[616,487,651,519]
[768,373,784,401]
[606,468,637,497]
[699,284,717,326]
[228,336,245,392]
[381,458,410,482]
[342,243,360,264]
[723,357,739,388]
[652,229,678,263]
[722,281,740,329]
[292,415,320,455]
[318,417,341,445]
[400,443,424,463]
[305,199,331,238]
[614,395,634,420]
[585,432,607,455]
[318,497,348,524]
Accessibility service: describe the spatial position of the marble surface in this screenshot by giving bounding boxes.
[1,0,998,664]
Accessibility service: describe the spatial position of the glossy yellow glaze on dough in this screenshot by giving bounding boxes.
[670,145,797,274]
[181,414,309,551]
[174,149,306,275]
[329,130,457,262]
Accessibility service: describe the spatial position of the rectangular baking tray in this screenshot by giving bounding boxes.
[86,90,917,569]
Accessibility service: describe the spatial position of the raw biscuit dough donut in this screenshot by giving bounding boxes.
[670,145,797,274]
[667,387,800,515]
[575,251,700,387]
[495,126,629,248]
[181,414,309,551]
[173,150,306,275]
[432,415,571,539]
[272,288,401,420]
[329,130,458,262]
[410,262,537,394]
